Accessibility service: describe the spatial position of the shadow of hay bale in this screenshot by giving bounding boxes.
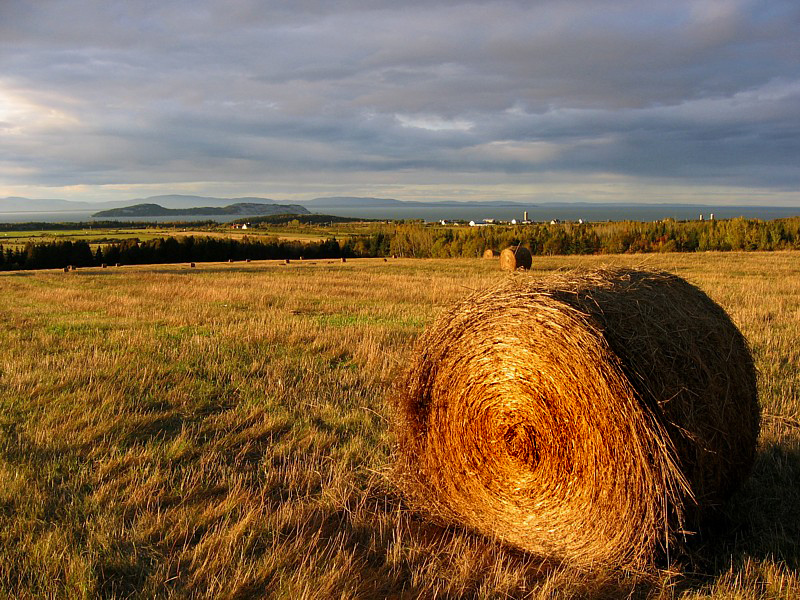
[393,267,759,571]
[681,438,800,575]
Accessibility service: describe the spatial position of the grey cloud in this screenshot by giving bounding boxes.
[0,0,798,201]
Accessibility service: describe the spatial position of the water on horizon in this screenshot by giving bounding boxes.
[0,204,799,224]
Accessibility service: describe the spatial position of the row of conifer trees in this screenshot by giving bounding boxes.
[0,236,346,271]
[1,217,799,271]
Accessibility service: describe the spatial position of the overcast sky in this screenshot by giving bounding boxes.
[1,0,798,204]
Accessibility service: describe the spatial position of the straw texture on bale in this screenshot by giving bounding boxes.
[499,245,532,271]
[393,267,759,570]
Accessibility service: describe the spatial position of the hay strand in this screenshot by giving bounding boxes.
[393,267,759,570]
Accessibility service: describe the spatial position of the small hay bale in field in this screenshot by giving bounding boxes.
[190,262,196,268]
[284,258,291,264]
[101,263,107,268]
[483,248,499,259]
[115,263,121,267]
[341,257,347,263]
[246,258,251,263]
[393,267,759,570]
[499,245,532,270]
[63,266,69,272]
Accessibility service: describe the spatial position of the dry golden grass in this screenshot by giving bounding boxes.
[0,253,798,598]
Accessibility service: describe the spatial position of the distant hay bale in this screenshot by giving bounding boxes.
[190,262,196,268]
[393,267,759,570]
[101,263,107,268]
[483,249,499,259]
[499,245,532,271]
[284,258,291,264]
[63,266,69,272]
[246,259,251,263]
[115,263,121,267]
[228,259,233,263]
[341,257,347,263]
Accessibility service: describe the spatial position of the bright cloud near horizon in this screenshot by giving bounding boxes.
[1,0,798,205]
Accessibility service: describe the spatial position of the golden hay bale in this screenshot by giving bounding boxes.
[393,267,759,570]
[483,248,499,259]
[499,245,532,270]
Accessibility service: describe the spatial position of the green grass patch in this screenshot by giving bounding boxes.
[0,254,798,598]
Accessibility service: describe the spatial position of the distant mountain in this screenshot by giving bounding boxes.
[0,196,103,212]
[300,196,408,208]
[2,194,530,214]
[0,195,282,213]
[93,202,309,218]
[123,195,281,209]
[298,196,532,209]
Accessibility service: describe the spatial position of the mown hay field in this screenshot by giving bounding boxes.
[0,252,798,599]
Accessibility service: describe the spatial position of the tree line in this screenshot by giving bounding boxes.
[1,217,799,271]
[0,235,346,271]
[366,217,800,258]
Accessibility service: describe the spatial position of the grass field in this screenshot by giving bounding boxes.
[1,253,798,598]
[0,226,330,251]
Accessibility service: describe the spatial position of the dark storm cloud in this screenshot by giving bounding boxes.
[0,0,798,201]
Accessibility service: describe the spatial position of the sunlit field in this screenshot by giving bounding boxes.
[1,252,798,598]
[0,225,331,251]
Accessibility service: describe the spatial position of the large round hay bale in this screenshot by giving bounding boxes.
[499,245,532,270]
[393,267,759,569]
[483,248,498,259]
